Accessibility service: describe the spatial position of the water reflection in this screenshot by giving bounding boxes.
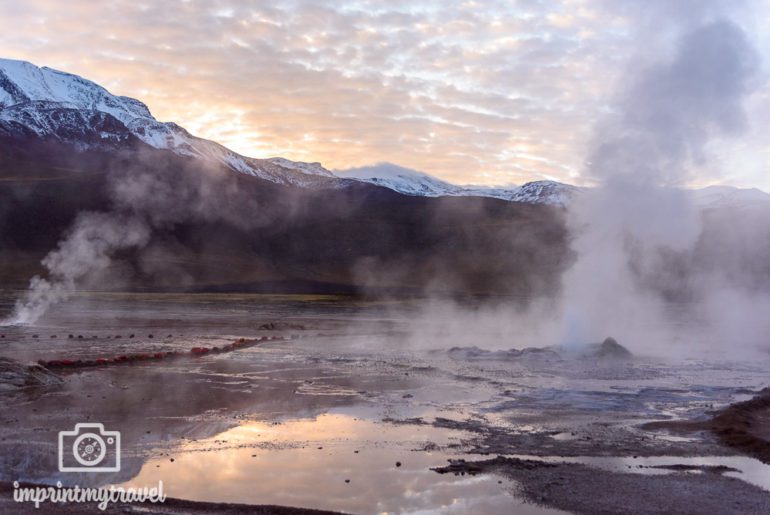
[120,412,561,514]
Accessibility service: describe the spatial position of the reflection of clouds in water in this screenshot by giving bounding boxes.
[120,413,529,514]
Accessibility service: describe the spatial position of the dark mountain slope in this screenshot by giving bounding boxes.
[0,136,572,297]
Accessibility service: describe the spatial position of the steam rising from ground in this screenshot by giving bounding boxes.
[396,4,767,357]
[560,10,762,352]
[2,154,262,326]
[7,214,150,325]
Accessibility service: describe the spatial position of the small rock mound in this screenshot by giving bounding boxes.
[595,337,633,359]
[0,357,63,392]
[562,337,633,361]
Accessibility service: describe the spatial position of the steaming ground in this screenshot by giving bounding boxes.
[0,292,768,514]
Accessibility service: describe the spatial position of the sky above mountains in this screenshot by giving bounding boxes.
[1,0,769,189]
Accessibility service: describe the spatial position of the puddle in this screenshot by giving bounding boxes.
[506,454,770,492]
[652,434,699,443]
[120,412,563,514]
[550,432,580,441]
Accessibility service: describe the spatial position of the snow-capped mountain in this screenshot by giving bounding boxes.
[337,162,770,209]
[691,185,770,208]
[4,58,767,209]
[338,163,467,197]
[491,180,578,205]
[336,163,578,205]
[0,58,576,205]
[0,58,340,188]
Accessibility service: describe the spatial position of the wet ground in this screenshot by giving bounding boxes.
[0,292,769,514]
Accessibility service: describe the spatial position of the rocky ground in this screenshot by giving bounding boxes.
[0,293,769,514]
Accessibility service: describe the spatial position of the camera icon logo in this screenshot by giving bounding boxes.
[58,423,121,473]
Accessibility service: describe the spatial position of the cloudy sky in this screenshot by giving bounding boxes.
[1,0,769,188]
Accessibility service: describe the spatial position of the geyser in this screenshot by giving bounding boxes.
[559,9,760,353]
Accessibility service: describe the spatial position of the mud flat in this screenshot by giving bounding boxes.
[644,387,770,464]
[432,456,770,515]
[0,292,769,513]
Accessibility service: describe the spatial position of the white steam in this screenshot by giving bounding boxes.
[5,213,150,325]
[2,153,262,326]
[560,13,761,352]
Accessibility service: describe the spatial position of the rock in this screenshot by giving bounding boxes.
[258,322,306,331]
[0,357,63,391]
[566,337,632,360]
[596,337,632,359]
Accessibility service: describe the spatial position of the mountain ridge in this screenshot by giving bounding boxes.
[0,57,576,205]
[335,162,579,205]
[1,57,768,209]
[0,58,346,189]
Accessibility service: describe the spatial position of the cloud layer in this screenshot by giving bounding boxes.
[1,0,768,187]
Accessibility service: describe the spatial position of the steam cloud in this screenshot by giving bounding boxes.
[6,213,151,325]
[2,153,263,325]
[560,7,762,352]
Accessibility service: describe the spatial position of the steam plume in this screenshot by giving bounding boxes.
[2,153,262,326]
[561,11,760,351]
[6,213,150,325]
